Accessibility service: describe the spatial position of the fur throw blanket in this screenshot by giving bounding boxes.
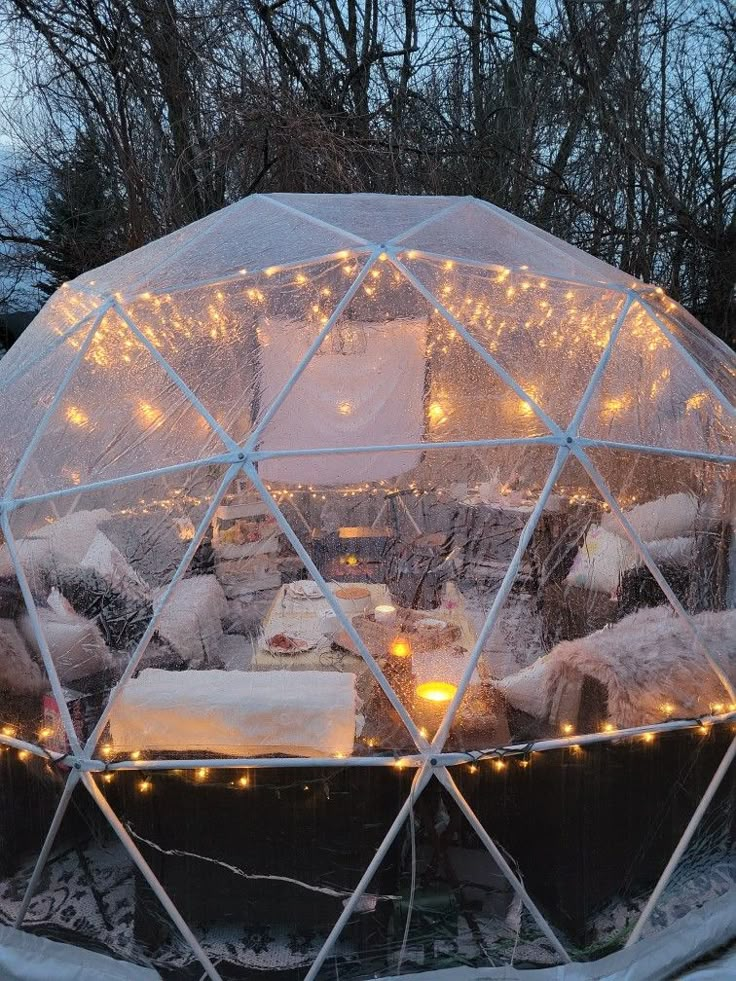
[497,606,736,729]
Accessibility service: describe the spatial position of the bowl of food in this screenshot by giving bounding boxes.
[332,584,372,618]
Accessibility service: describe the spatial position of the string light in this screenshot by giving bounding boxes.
[138,778,152,793]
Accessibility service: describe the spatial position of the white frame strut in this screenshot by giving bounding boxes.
[2,194,735,979]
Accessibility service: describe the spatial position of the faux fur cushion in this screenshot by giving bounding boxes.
[499,606,736,729]
[18,606,112,688]
[0,618,47,695]
[0,576,24,619]
[601,492,699,542]
[52,567,153,653]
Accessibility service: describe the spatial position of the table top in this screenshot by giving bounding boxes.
[253,580,481,677]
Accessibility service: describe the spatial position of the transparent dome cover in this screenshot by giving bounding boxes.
[0,194,734,979]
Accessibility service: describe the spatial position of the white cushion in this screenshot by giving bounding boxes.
[601,492,699,542]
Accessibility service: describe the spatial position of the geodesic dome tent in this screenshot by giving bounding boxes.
[0,193,735,980]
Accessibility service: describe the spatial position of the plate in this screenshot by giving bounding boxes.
[286,581,325,601]
[265,632,315,655]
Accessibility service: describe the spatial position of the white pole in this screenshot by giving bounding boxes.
[431,447,569,752]
[437,767,571,963]
[81,771,222,981]
[625,734,736,947]
[245,461,428,750]
[15,769,81,927]
[575,446,736,702]
[389,255,563,437]
[85,462,243,753]
[242,248,382,453]
[304,764,433,981]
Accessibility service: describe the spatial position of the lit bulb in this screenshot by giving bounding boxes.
[601,722,616,733]
[469,764,479,774]
[138,779,152,793]
[38,727,53,741]
[561,723,574,735]
[17,750,29,761]
[642,732,655,744]
[389,637,412,659]
[493,759,506,772]
[102,773,114,784]
[195,767,208,781]
[427,401,447,425]
[130,750,141,760]
[2,725,17,738]
[238,775,250,788]
[337,401,353,416]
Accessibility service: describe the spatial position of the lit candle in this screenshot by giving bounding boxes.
[389,636,412,659]
[416,681,457,703]
[375,604,397,624]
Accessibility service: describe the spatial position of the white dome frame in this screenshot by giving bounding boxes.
[1,193,735,979]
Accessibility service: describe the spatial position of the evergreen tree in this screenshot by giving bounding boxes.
[36,129,126,294]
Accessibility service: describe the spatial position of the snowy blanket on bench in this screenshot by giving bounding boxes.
[109,668,356,757]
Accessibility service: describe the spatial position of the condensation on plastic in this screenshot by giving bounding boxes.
[399,254,628,429]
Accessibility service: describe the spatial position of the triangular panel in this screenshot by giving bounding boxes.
[7,463,230,749]
[580,303,736,455]
[398,200,633,285]
[315,774,565,978]
[446,452,733,752]
[13,308,230,498]
[253,265,552,487]
[255,443,558,751]
[455,724,731,956]
[95,469,415,762]
[122,256,369,445]
[399,253,628,429]
[269,193,459,244]
[135,196,368,295]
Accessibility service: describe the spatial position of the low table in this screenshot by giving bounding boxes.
[252,581,479,674]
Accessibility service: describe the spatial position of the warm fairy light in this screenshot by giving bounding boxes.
[493,759,506,772]
[662,703,674,716]
[65,405,89,427]
[419,727,428,739]
[138,778,152,793]
[427,400,447,425]
[698,725,710,736]
[561,723,574,735]
[131,750,141,760]
[393,759,408,770]
[195,767,208,781]
[138,401,163,427]
[570,744,582,755]
[469,764,479,774]
[238,775,250,788]
[102,773,114,784]
[711,703,724,714]
[602,722,616,733]
[602,396,629,414]
[642,732,655,743]
[389,637,412,659]
[17,750,30,761]
[685,392,708,412]
[416,681,457,703]
[338,401,353,416]
[345,554,359,567]
[2,725,17,738]
[519,759,530,768]
[517,397,534,417]
[101,744,113,757]
[38,727,53,740]
[379,252,388,262]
